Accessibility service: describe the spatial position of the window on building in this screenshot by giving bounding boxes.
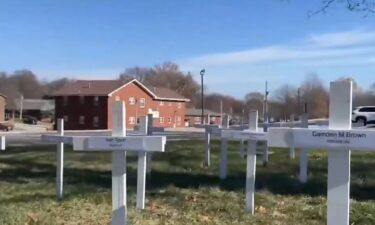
[194,117,200,122]
[168,117,172,123]
[139,98,145,108]
[159,117,164,124]
[159,101,164,106]
[79,96,85,104]
[177,103,181,109]
[115,96,120,101]
[129,117,136,124]
[94,96,99,106]
[63,96,68,106]
[63,115,68,123]
[129,97,135,105]
[79,116,85,125]
[177,116,181,125]
[93,116,99,128]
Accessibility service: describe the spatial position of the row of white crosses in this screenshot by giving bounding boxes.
[244,81,375,225]
[43,101,166,225]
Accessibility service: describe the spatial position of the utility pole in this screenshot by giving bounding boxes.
[200,69,205,124]
[19,94,24,120]
[220,100,223,126]
[297,88,301,117]
[264,81,269,127]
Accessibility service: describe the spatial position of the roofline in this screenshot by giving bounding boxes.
[0,94,7,99]
[108,79,190,102]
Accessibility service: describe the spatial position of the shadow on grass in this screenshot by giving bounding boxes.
[1,143,375,202]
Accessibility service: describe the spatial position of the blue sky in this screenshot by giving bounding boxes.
[1,0,375,98]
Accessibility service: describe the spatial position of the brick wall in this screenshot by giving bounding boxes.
[109,82,187,129]
[55,95,108,130]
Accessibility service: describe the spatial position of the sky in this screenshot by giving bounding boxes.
[1,0,375,98]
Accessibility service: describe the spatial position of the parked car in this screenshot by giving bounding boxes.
[0,121,14,131]
[22,115,38,125]
[352,106,375,125]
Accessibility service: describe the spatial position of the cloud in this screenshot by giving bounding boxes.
[308,29,375,48]
[180,29,375,68]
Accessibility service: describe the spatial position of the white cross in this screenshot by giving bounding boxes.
[73,101,166,225]
[135,114,165,210]
[221,111,267,214]
[0,136,5,150]
[41,119,71,199]
[268,81,375,225]
[200,114,232,168]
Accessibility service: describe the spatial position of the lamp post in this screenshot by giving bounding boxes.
[200,69,205,124]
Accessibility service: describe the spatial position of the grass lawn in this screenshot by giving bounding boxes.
[1,140,375,225]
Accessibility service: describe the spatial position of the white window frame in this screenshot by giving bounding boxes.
[94,96,99,106]
[129,116,136,124]
[79,116,85,125]
[177,102,182,109]
[79,96,85,105]
[159,117,164,124]
[159,101,164,106]
[93,116,99,127]
[129,97,135,105]
[63,96,68,106]
[139,98,145,108]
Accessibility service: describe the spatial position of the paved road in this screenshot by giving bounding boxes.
[0,130,207,147]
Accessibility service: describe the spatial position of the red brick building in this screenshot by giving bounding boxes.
[53,79,189,130]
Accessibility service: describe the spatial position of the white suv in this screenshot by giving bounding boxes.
[352,106,375,125]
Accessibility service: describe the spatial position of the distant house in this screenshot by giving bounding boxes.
[6,98,55,120]
[185,108,222,126]
[52,79,190,130]
[0,94,6,122]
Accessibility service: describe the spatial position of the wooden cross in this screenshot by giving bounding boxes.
[268,81,375,225]
[72,101,166,225]
[0,136,5,150]
[41,119,72,199]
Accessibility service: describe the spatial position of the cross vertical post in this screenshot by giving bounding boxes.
[111,101,127,225]
[220,114,230,179]
[289,114,295,159]
[205,126,211,167]
[299,114,308,183]
[146,113,153,174]
[136,116,148,209]
[327,81,352,225]
[0,136,5,150]
[56,119,64,199]
[245,110,258,214]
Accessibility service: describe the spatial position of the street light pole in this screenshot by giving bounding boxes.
[200,69,205,124]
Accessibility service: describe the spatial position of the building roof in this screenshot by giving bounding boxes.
[186,108,222,117]
[7,99,55,111]
[53,79,190,102]
[53,80,123,96]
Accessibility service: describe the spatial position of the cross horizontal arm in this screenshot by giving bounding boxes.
[268,127,375,151]
[0,136,5,150]
[41,135,73,144]
[221,130,267,141]
[73,136,166,152]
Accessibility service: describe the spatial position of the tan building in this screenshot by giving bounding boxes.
[0,94,6,122]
